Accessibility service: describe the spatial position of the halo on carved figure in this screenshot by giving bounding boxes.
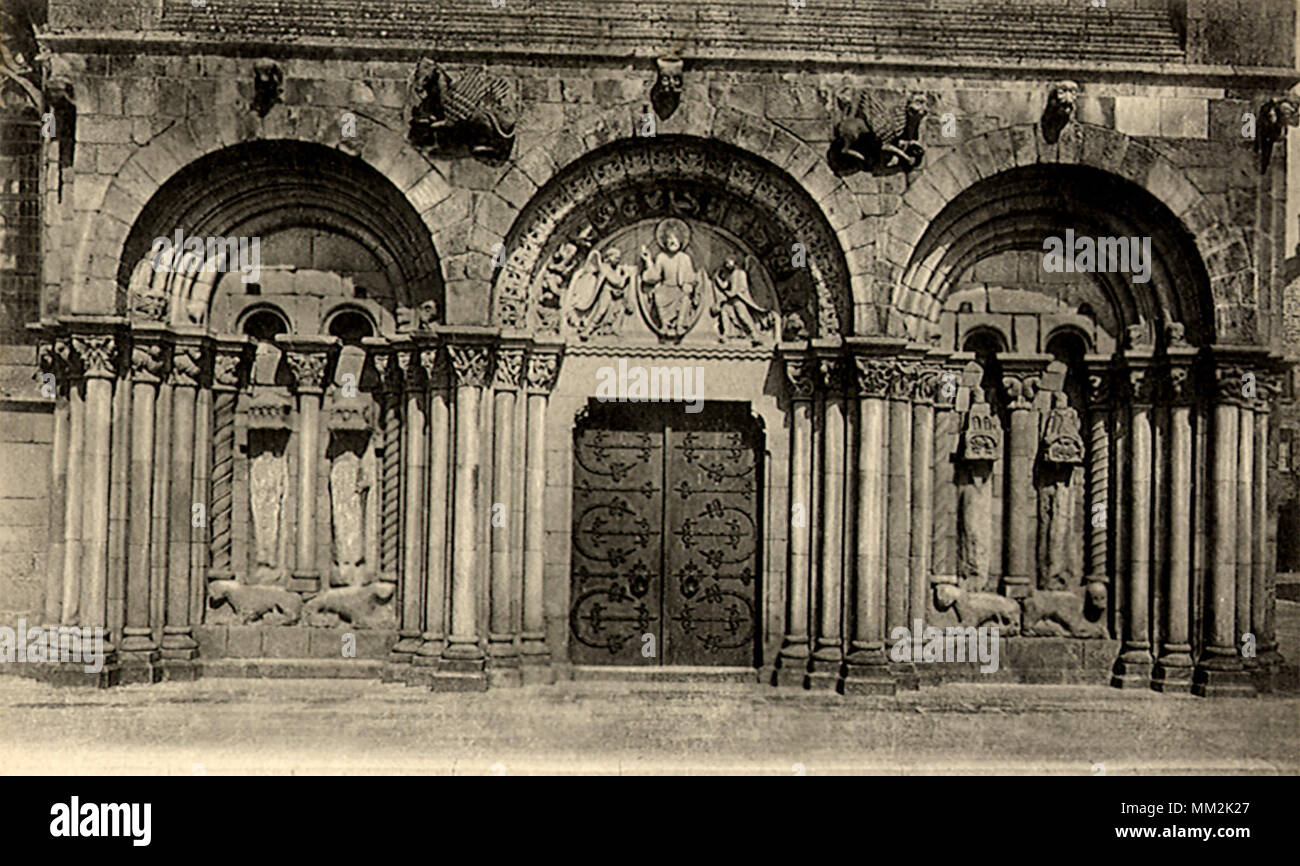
[557,217,780,346]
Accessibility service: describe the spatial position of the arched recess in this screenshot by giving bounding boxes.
[492,135,852,340]
[897,163,1215,348]
[117,140,443,331]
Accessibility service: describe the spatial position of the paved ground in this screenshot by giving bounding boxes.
[0,675,1294,775]
[1,601,1296,776]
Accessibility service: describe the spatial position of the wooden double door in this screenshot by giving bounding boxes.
[569,401,762,666]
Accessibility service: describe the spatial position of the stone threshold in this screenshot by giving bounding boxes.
[568,666,762,685]
[200,658,384,679]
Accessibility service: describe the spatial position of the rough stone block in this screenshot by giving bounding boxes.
[225,625,262,658]
[1159,98,1208,139]
[262,626,310,658]
[1115,96,1161,137]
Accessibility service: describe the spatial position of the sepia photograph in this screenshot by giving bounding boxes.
[0,0,1297,810]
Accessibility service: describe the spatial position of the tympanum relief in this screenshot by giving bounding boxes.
[556,217,778,345]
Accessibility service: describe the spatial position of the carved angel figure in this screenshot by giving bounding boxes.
[566,245,637,339]
[710,255,773,344]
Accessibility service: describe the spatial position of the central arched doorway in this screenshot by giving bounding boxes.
[569,400,764,667]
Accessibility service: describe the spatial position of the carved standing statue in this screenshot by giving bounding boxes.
[1037,390,1085,590]
[957,367,1002,592]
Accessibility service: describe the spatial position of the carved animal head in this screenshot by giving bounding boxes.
[1047,81,1080,113]
[650,56,684,119]
[1084,580,1108,612]
[933,582,962,610]
[252,61,283,117]
[417,298,439,327]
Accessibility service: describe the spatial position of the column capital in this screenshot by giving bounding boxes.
[445,343,492,388]
[525,346,562,394]
[211,336,253,392]
[361,338,400,394]
[494,346,526,391]
[1121,364,1159,407]
[277,336,339,395]
[852,356,896,399]
[419,343,449,389]
[167,341,207,389]
[783,354,818,400]
[816,354,847,396]
[130,340,168,385]
[71,333,122,380]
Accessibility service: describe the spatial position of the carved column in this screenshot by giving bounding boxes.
[1000,362,1043,600]
[808,355,845,690]
[60,339,84,626]
[414,343,451,674]
[1253,371,1283,672]
[208,339,249,582]
[439,340,492,686]
[161,338,202,670]
[120,334,167,680]
[1112,364,1156,687]
[1154,362,1195,690]
[886,361,915,640]
[910,365,939,630]
[774,355,815,686]
[389,345,425,662]
[931,361,959,577]
[1235,391,1255,671]
[282,338,336,594]
[1084,365,1112,589]
[74,332,120,677]
[40,338,68,629]
[521,348,560,681]
[1193,363,1255,696]
[842,353,895,695]
[488,345,524,686]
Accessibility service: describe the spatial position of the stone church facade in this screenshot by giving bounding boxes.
[1,0,1298,696]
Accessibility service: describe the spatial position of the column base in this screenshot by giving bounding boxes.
[288,572,320,593]
[156,658,202,682]
[805,649,843,691]
[33,661,121,688]
[1110,647,1153,689]
[388,631,422,663]
[520,661,556,685]
[118,651,162,685]
[1191,664,1257,698]
[771,639,810,687]
[839,666,895,695]
[889,661,920,691]
[486,641,522,688]
[412,635,444,667]
[1151,653,1193,693]
[429,670,489,692]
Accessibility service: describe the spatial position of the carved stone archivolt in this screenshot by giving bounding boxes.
[497,139,847,340]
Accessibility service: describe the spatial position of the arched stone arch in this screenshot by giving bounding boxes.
[491,134,854,339]
[70,104,447,319]
[112,139,443,331]
[894,135,1227,343]
[885,123,1248,345]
